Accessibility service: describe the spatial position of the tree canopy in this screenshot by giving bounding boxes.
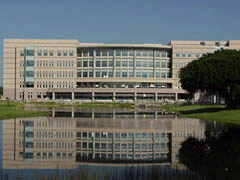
[179,49,240,108]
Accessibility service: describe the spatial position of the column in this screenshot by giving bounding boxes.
[155,93,158,102]
[134,92,137,102]
[113,92,116,102]
[92,92,95,101]
[175,93,178,102]
[52,92,55,100]
[72,92,74,101]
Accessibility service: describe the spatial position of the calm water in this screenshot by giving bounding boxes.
[0,108,239,180]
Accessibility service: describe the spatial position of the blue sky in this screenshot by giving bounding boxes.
[1,0,240,86]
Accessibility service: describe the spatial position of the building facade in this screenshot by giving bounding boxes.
[3,39,240,101]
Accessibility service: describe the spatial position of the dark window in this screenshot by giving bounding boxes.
[26,71,34,77]
[26,50,34,56]
[26,132,34,137]
[25,153,33,159]
[26,61,34,66]
[200,41,205,45]
[25,142,34,148]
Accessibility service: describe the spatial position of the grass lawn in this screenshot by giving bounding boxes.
[161,104,240,124]
[0,102,49,120]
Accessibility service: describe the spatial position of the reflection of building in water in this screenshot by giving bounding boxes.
[2,109,205,169]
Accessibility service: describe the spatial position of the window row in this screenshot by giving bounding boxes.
[36,81,54,88]
[76,132,167,140]
[56,81,74,88]
[56,120,73,128]
[175,62,189,68]
[36,71,54,78]
[77,69,169,78]
[36,142,53,149]
[36,121,54,128]
[56,142,73,149]
[20,49,74,57]
[175,52,206,58]
[77,142,167,152]
[77,59,169,68]
[56,71,74,78]
[78,49,168,57]
[36,152,73,160]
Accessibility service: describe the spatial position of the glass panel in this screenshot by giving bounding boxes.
[122,71,127,77]
[129,49,134,56]
[96,60,101,67]
[102,49,107,56]
[122,59,128,67]
[89,50,94,56]
[136,50,141,56]
[142,50,148,56]
[115,59,120,67]
[96,49,100,56]
[26,61,34,66]
[109,49,114,56]
[122,49,128,56]
[116,49,121,56]
[26,50,34,56]
[129,59,134,67]
[102,59,107,67]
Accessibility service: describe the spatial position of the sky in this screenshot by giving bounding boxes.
[1,0,240,86]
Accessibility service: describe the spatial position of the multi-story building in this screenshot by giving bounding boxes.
[3,39,240,102]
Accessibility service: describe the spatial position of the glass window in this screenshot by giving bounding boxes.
[108,60,113,67]
[116,49,121,56]
[57,50,61,56]
[122,49,128,56]
[161,71,167,78]
[38,50,42,56]
[26,71,34,77]
[102,49,107,56]
[83,50,88,57]
[96,49,100,56]
[121,133,127,139]
[26,50,34,56]
[161,60,166,68]
[83,71,88,77]
[89,59,93,67]
[142,71,148,78]
[115,59,120,67]
[96,71,100,77]
[149,60,153,67]
[20,50,25,56]
[142,60,148,67]
[83,60,88,67]
[115,70,120,77]
[25,142,34,148]
[96,60,101,67]
[176,53,180,57]
[77,70,82,77]
[89,70,93,77]
[148,50,153,56]
[136,60,141,67]
[109,49,114,56]
[26,61,34,66]
[25,153,33,159]
[129,49,134,56]
[136,50,141,56]
[155,50,160,57]
[102,59,107,67]
[26,132,33,137]
[161,52,167,57]
[155,71,160,78]
[122,59,128,67]
[155,60,160,68]
[129,59,134,67]
[77,60,82,67]
[136,70,141,77]
[69,51,73,56]
[108,70,113,77]
[149,71,154,78]
[89,50,94,56]
[142,50,148,56]
[102,71,107,77]
[122,71,127,77]
[129,71,134,77]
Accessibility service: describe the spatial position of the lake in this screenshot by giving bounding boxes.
[0,108,239,180]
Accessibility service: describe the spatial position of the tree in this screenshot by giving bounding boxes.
[0,86,2,96]
[180,49,240,109]
[179,126,240,179]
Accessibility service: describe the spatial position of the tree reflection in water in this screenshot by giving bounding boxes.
[179,125,240,179]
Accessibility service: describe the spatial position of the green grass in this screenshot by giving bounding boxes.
[160,104,240,124]
[0,102,49,120]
